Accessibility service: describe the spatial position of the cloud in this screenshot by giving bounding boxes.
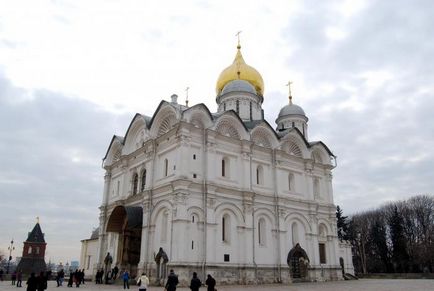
[0,72,131,262]
[278,0,434,212]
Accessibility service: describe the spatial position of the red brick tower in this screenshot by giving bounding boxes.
[16,221,47,275]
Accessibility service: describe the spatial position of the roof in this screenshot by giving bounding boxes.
[26,223,45,243]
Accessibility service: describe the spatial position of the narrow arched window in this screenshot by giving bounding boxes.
[222,158,226,177]
[164,159,169,177]
[236,100,240,114]
[313,178,320,198]
[161,211,169,242]
[258,218,266,246]
[132,173,139,195]
[256,166,263,185]
[288,173,295,191]
[28,246,32,254]
[222,214,230,242]
[291,222,299,246]
[141,169,147,191]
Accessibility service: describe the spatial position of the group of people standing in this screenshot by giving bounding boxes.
[25,272,47,291]
[165,270,217,291]
[10,270,23,287]
[66,269,85,287]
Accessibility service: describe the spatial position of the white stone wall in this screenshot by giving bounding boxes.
[91,100,352,284]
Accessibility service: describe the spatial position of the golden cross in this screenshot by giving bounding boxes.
[236,31,242,48]
[286,81,293,104]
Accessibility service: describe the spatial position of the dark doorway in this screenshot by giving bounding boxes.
[287,243,310,281]
[106,206,143,275]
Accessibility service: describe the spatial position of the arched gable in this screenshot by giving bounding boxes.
[214,202,245,224]
[150,200,173,223]
[284,212,312,233]
[317,219,333,235]
[149,103,179,137]
[213,111,249,140]
[254,207,276,226]
[280,132,309,159]
[251,123,279,148]
[187,206,205,222]
[123,114,150,154]
[182,103,213,129]
[104,135,124,165]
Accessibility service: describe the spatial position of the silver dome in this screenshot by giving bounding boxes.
[221,80,257,95]
[278,103,306,117]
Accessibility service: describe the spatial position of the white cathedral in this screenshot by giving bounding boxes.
[80,42,354,285]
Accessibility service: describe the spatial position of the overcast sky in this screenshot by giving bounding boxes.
[0,0,433,264]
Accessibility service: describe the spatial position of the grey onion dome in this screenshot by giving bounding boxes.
[278,103,306,117]
[221,79,257,95]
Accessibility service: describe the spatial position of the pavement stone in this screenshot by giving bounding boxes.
[0,279,433,291]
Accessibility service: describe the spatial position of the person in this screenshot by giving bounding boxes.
[67,271,73,287]
[81,269,85,284]
[189,272,201,291]
[136,272,149,291]
[57,269,65,287]
[26,272,38,291]
[37,272,47,291]
[17,270,23,287]
[165,269,179,291]
[74,269,80,288]
[122,269,130,289]
[12,271,17,285]
[112,265,119,280]
[205,274,216,291]
[0,268,4,281]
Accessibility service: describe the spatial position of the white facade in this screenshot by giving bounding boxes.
[85,45,354,285]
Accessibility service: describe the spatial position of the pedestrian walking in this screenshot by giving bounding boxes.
[165,269,179,291]
[136,272,149,291]
[122,269,130,289]
[112,265,119,280]
[12,271,17,285]
[189,272,201,291]
[26,272,38,291]
[17,270,23,287]
[67,271,73,287]
[37,272,47,291]
[205,274,216,291]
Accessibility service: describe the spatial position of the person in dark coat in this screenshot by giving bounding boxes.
[37,272,47,291]
[26,273,38,291]
[165,269,179,291]
[11,271,17,285]
[205,274,216,291]
[189,272,201,291]
[17,270,23,287]
[67,271,73,287]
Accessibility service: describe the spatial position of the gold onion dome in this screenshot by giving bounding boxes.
[216,45,264,96]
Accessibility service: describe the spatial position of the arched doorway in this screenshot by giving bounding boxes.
[106,206,143,275]
[287,243,310,281]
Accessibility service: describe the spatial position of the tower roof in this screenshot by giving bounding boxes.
[26,222,45,243]
[216,44,264,96]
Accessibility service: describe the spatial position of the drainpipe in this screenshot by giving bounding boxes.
[250,144,257,281]
[272,149,282,282]
[202,127,208,280]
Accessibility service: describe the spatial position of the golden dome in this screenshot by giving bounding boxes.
[216,45,264,95]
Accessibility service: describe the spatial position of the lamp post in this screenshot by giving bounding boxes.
[7,239,15,274]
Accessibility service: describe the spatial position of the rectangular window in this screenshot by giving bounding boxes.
[224,254,230,262]
[319,243,326,264]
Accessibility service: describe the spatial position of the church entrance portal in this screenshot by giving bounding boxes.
[106,206,143,275]
[287,243,310,281]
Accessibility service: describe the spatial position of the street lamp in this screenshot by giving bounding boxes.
[7,239,15,274]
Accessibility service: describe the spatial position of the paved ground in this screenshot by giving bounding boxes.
[0,279,433,291]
